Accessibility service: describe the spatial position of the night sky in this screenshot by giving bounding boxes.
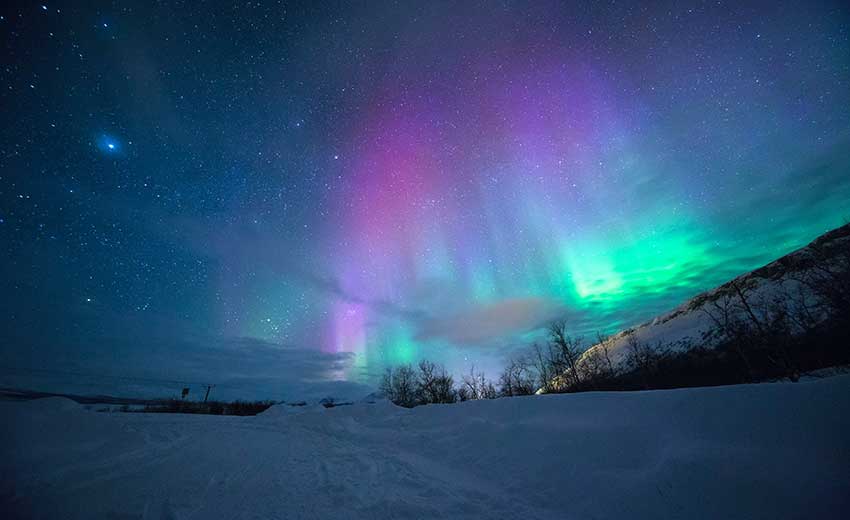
[2,1,849,400]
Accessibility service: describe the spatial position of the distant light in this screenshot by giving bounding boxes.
[98,135,123,155]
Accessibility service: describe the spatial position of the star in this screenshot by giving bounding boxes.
[97,135,122,154]
[2,0,849,404]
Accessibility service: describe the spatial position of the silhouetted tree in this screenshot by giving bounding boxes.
[459,365,497,401]
[379,365,418,407]
[531,341,555,393]
[498,355,536,397]
[547,321,584,389]
[792,243,850,327]
[701,287,756,381]
[416,360,456,404]
[624,332,661,390]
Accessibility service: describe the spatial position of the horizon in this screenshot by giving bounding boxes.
[1,222,845,402]
[2,0,850,401]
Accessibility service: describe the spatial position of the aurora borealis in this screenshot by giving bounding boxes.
[2,1,849,398]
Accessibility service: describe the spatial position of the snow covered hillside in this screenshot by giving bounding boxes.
[2,376,849,519]
[575,223,850,372]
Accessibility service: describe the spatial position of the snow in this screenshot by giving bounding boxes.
[2,377,849,519]
[576,226,850,372]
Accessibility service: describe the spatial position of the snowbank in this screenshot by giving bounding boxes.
[2,377,849,519]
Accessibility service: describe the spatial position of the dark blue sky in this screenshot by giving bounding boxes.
[2,1,849,400]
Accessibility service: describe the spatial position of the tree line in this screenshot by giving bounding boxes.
[381,226,850,407]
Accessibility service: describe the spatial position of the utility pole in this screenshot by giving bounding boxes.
[203,384,215,402]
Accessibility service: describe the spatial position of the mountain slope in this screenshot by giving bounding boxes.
[574,223,850,374]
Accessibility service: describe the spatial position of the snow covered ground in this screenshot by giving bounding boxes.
[2,376,849,519]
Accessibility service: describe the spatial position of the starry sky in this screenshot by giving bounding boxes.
[1,1,849,400]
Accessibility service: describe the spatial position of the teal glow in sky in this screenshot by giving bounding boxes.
[2,1,849,397]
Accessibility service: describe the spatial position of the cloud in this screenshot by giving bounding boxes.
[414,296,567,346]
[188,339,376,401]
[0,329,374,402]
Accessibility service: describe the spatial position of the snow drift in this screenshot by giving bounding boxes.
[2,376,849,519]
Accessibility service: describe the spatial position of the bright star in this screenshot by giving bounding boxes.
[97,135,122,154]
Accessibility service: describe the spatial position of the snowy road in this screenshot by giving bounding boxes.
[2,376,849,519]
